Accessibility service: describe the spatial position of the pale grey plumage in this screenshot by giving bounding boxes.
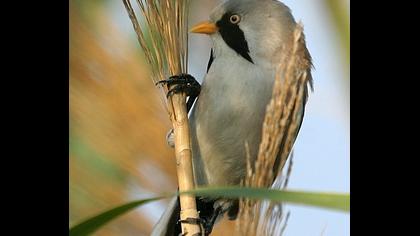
[152,0,312,235]
[191,0,308,187]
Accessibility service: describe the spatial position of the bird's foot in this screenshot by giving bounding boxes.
[156,73,201,98]
[194,198,239,235]
[202,206,221,236]
[176,210,215,236]
[178,217,204,236]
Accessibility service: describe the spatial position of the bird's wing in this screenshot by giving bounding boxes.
[186,48,214,115]
[272,30,313,182]
[272,73,311,183]
[206,48,215,73]
[150,196,180,236]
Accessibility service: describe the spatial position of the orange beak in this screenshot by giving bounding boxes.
[190,21,218,34]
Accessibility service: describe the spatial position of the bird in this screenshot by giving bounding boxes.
[152,0,313,235]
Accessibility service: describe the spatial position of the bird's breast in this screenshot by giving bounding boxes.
[189,56,275,186]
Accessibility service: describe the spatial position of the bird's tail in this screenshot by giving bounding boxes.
[151,196,181,236]
[151,194,225,236]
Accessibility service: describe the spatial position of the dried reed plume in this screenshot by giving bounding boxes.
[236,23,312,236]
[122,0,189,101]
[122,1,203,235]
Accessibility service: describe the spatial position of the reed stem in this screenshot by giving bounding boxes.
[122,0,202,235]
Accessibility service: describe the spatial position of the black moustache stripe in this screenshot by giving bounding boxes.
[216,12,254,64]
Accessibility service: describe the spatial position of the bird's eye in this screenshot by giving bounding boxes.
[229,14,241,24]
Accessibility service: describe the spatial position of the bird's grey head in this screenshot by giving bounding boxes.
[191,0,297,67]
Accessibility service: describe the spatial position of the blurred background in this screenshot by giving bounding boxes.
[69,0,349,235]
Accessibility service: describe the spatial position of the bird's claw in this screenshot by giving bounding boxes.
[178,217,204,236]
[202,206,222,236]
[156,73,201,99]
[156,73,194,86]
[177,215,216,236]
[166,84,189,98]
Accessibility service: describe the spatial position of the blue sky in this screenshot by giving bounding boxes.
[281,1,349,235]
